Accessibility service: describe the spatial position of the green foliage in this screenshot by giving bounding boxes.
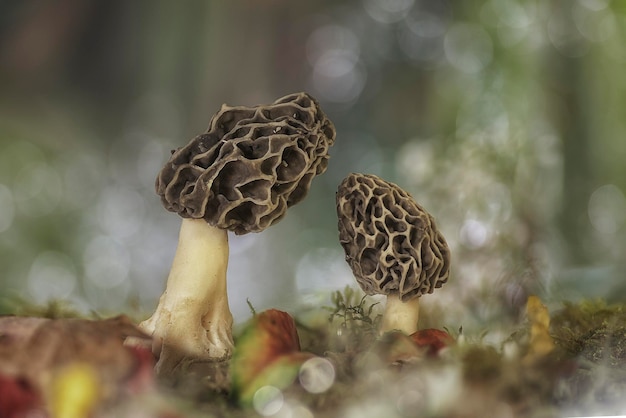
[0,297,86,319]
[327,286,379,325]
[325,286,381,352]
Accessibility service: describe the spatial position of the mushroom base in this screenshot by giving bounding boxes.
[138,218,234,375]
[380,294,420,335]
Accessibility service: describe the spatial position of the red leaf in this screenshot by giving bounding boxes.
[410,329,454,357]
[0,374,43,418]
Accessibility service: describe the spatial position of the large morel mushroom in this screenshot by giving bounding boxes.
[141,92,335,374]
[336,173,450,335]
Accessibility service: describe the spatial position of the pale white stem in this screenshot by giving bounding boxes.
[139,218,233,375]
[380,294,420,335]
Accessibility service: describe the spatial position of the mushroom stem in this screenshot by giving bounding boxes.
[139,218,233,374]
[380,294,420,335]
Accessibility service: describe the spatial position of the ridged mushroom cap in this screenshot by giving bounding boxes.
[336,173,450,301]
[157,92,336,235]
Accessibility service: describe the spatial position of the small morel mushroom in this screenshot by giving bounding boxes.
[140,92,335,374]
[336,173,450,335]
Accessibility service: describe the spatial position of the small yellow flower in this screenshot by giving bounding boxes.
[50,363,100,418]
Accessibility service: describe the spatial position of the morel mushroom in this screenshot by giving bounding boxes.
[336,173,450,335]
[140,92,335,374]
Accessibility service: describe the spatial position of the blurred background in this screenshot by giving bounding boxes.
[1,0,625,332]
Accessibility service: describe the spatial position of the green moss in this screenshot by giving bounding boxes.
[551,300,626,362]
[0,297,86,319]
[549,300,626,411]
[462,345,503,382]
[324,286,381,353]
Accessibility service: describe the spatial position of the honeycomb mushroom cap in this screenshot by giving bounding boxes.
[157,92,336,235]
[336,173,450,301]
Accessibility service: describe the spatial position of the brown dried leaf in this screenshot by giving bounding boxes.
[0,315,152,399]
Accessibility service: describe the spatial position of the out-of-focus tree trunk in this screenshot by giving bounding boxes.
[544,4,594,265]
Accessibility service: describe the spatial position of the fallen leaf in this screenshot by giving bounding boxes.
[524,295,555,361]
[231,309,315,406]
[0,374,43,418]
[410,328,455,357]
[368,329,454,368]
[0,315,154,413]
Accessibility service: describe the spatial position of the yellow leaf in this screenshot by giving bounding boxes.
[525,296,555,360]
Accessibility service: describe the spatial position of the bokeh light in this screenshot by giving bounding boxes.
[588,184,626,235]
[63,154,105,211]
[459,219,490,249]
[547,5,590,57]
[398,11,446,67]
[296,247,353,297]
[363,0,415,24]
[396,388,425,416]
[253,386,284,416]
[96,186,146,240]
[444,23,493,74]
[14,162,63,218]
[298,357,336,394]
[27,251,77,304]
[306,24,366,104]
[83,235,130,290]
